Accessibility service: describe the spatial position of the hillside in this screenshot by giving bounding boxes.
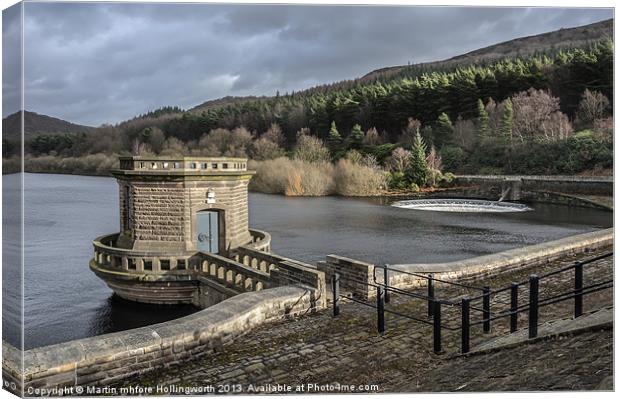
[2,110,95,138]
[359,18,613,82]
[190,95,268,114]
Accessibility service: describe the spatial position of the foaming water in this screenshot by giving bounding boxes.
[392,199,532,213]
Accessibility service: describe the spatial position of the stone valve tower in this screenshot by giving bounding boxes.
[89,156,273,305]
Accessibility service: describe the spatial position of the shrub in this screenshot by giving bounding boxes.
[248,158,291,194]
[388,172,408,190]
[249,137,285,160]
[440,145,466,172]
[437,172,455,187]
[333,159,387,196]
[344,149,363,164]
[365,143,398,165]
[22,153,120,175]
[249,157,334,196]
[293,132,331,163]
[292,161,335,196]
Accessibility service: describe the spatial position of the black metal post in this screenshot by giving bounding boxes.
[574,261,583,318]
[427,274,434,318]
[332,273,340,317]
[461,297,470,354]
[482,286,491,333]
[510,282,519,333]
[433,300,442,354]
[383,266,390,304]
[377,286,385,334]
[528,274,539,339]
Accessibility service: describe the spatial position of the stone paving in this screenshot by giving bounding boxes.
[115,247,613,393]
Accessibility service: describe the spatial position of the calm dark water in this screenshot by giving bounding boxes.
[2,173,612,349]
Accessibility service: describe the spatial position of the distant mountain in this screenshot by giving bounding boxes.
[189,95,268,114]
[359,18,613,82]
[2,110,95,138]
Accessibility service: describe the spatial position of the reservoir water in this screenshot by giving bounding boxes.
[2,173,612,349]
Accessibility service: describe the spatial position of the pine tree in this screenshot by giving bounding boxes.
[500,98,514,144]
[476,99,490,139]
[348,124,364,149]
[406,130,430,187]
[327,121,342,150]
[434,112,454,148]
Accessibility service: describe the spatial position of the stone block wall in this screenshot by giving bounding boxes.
[454,175,613,199]
[187,179,252,252]
[117,177,253,253]
[270,260,327,308]
[317,255,375,300]
[2,286,318,396]
[130,182,187,246]
[388,228,614,289]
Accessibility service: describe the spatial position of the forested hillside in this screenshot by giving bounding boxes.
[2,110,94,138]
[3,29,613,194]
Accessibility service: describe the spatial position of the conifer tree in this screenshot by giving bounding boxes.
[500,99,514,144]
[327,121,342,150]
[476,99,490,139]
[348,124,364,149]
[434,112,454,148]
[406,130,430,187]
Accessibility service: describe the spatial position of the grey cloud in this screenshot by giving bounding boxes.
[2,3,613,126]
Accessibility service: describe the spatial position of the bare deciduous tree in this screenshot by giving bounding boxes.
[398,118,422,147]
[388,147,411,173]
[511,88,572,142]
[454,116,476,150]
[362,127,383,146]
[577,89,610,127]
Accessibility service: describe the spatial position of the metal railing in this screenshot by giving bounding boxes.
[331,252,613,355]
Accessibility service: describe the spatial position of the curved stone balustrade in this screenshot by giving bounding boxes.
[248,229,271,252]
[92,230,271,276]
[89,228,321,306]
[92,233,196,276]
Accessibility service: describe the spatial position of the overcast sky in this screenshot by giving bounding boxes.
[2,2,613,126]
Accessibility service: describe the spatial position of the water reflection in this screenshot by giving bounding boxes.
[88,296,196,337]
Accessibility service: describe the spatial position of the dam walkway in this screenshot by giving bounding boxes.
[114,246,613,393]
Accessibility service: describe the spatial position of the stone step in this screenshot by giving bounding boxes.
[468,306,613,355]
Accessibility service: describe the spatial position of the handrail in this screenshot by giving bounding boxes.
[332,251,613,355]
[375,264,484,291]
[468,251,613,301]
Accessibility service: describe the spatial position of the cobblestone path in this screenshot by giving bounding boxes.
[117,247,613,393]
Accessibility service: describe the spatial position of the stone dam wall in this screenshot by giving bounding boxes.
[451,175,613,208]
[319,228,613,298]
[2,286,319,396]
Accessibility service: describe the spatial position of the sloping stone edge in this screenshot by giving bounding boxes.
[388,228,613,287]
[2,285,317,395]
